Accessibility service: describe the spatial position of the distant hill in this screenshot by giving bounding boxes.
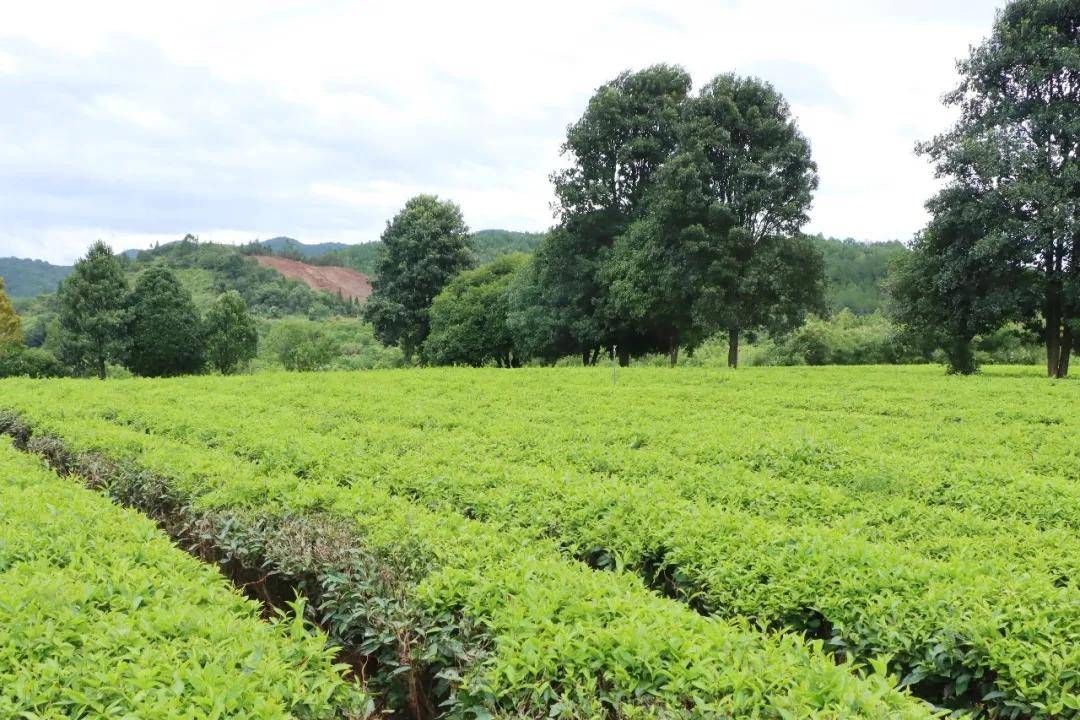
[125,238,361,318]
[0,258,74,298]
[260,236,352,258]
[471,229,546,262]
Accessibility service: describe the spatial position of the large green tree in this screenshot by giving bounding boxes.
[364,195,473,360]
[425,253,529,367]
[603,74,823,367]
[914,0,1078,377]
[205,291,258,374]
[889,187,1038,374]
[57,241,128,379]
[0,277,21,346]
[601,153,735,365]
[124,264,205,377]
[530,64,692,364]
[685,74,821,367]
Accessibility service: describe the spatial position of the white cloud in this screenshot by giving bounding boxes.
[0,0,1003,264]
[0,49,16,76]
[88,94,176,133]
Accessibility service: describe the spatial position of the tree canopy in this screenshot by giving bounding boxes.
[57,241,128,379]
[527,66,823,367]
[532,64,693,364]
[889,187,1038,374]
[124,264,205,377]
[363,195,473,360]
[425,253,529,367]
[204,291,258,375]
[903,0,1079,376]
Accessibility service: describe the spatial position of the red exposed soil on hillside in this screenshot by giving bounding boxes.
[254,256,372,303]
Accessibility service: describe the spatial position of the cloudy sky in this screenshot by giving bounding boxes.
[1,0,1002,264]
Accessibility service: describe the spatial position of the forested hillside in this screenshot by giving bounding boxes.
[812,236,908,314]
[0,258,73,298]
[260,236,351,257]
[129,236,358,317]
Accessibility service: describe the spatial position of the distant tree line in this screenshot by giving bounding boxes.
[0,241,259,379]
[60,242,260,378]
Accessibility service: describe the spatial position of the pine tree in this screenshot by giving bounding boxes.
[57,241,128,379]
[124,264,205,377]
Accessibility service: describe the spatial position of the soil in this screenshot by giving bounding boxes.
[254,255,372,303]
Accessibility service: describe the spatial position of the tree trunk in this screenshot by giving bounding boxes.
[946,336,977,375]
[727,327,739,369]
[668,333,679,367]
[1056,324,1073,379]
[96,356,106,380]
[618,348,630,367]
[1046,324,1060,377]
[581,348,591,366]
[590,347,601,366]
[1046,246,1065,378]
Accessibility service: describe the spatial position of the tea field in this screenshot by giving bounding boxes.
[0,439,367,719]
[1,365,1077,718]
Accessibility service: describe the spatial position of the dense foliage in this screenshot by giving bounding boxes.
[0,345,67,378]
[265,319,341,371]
[57,241,129,379]
[898,0,1079,376]
[256,318,403,372]
[0,439,367,718]
[363,196,473,360]
[0,277,21,345]
[124,264,205,377]
[205,290,259,374]
[0,257,73,298]
[0,370,947,720]
[813,236,908,315]
[424,254,529,367]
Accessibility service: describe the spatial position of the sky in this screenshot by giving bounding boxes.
[0,0,1003,265]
